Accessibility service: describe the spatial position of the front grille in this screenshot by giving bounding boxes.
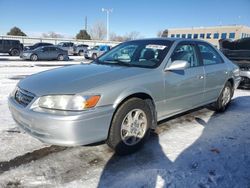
[14,88,35,107]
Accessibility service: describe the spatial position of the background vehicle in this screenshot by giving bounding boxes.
[9,38,240,155]
[20,46,68,61]
[84,45,111,59]
[0,39,23,56]
[57,42,74,55]
[73,44,89,56]
[220,38,250,88]
[24,42,53,51]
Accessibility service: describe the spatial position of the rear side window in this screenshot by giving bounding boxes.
[169,44,199,67]
[198,43,223,65]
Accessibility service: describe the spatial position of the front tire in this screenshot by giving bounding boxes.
[213,82,233,112]
[107,98,152,155]
[30,54,38,61]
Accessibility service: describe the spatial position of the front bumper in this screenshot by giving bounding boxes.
[8,96,114,146]
[20,53,31,60]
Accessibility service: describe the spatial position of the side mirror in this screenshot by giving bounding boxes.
[165,60,190,71]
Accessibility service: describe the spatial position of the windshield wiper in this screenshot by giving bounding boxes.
[103,59,132,67]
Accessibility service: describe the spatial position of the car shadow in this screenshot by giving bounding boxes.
[97,96,250,187]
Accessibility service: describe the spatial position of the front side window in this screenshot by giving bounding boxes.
[97,40,173,68]
[169,44,199,67]
[198,43,223,65]
[42,47,50,52]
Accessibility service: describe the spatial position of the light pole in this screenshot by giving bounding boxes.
[102,8,113,41]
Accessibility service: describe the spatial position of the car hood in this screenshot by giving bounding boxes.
[18,63,149,96]
[23,50,33,53]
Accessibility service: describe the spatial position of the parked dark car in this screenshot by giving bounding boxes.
[24,42,53,51]
[219,38,250,88]
[0,39,23,56]
[20,46,68,61]
[73,44,89,56]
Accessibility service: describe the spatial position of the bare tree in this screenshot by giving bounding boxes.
[89,21,106,40]
[123,31,141,41]
[42,31,63,38]
[161,29,168,37]
[109,32,125,42]
[157,30,163,37]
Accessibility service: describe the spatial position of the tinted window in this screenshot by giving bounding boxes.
[169,44,199,67]
[198,43,223,65]
[170,34,175,38]
[49,47,57,51]
[176,34,180,38]
[43,47,50,51]
[193,34,198,39]
[206,33,211,39]
[181,34,186,38]
[187,34,192,39]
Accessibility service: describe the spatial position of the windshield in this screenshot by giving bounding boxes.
[97,40,173,68]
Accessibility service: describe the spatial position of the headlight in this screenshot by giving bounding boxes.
[38,95,100,111]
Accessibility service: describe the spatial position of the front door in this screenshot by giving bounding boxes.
[162,42,205,117]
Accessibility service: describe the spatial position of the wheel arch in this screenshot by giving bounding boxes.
[106,91,157,141]
[227,77,234,88]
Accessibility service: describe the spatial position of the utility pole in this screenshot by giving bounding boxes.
[85,16,88,31]
[102,8,113,41]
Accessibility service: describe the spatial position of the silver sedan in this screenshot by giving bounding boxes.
[9,38,241,155]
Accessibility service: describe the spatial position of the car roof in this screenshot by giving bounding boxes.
[130,37,207,43]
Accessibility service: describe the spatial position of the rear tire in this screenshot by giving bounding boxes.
[107,98,152,155]
[30,54,38,61]
[212,82,233,112]
[10,48,20,56]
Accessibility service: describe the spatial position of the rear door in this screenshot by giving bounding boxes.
[163,41,205,116]
[197,42,228,103]
[49,47,58,59]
